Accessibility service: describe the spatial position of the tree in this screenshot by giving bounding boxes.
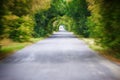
[87,0,120,53]
[68,0,90,37]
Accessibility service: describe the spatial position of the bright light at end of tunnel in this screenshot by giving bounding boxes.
[59,25,65,31]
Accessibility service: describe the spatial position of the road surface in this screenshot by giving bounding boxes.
[0,31,120,80]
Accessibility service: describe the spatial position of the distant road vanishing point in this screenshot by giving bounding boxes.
[0,30,120,80]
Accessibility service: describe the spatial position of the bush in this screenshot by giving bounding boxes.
[9,16,34,42]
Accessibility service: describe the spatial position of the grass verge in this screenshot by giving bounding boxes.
[81,38,120,63]
[0,38,44,60]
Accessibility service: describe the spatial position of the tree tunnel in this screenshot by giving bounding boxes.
[0,0,119,55]
[48,15,75,32]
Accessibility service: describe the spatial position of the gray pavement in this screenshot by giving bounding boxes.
[0,31,120,80]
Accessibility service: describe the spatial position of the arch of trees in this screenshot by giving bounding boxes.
[0,0,120,55]
[51,15,75,31]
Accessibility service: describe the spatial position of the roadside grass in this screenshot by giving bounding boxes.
[0,38,44,60]
[81,38,120,63]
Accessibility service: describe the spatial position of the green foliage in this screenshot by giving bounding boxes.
[0,0,32,16]
[9,16,34,42]
[0,0,33,40]
[1,0,120,55]
[51,0,68,16]
[68,0,90,37]
[0,0,50,41]
[33,0,70,37]
[31,0,51,13]
[10,0,32,16]
[52,15,75,31]
[33,11,52,37]
[100,0,120,52]
[87,0,120,53]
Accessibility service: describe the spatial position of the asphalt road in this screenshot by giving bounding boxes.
[0,31,120,80]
